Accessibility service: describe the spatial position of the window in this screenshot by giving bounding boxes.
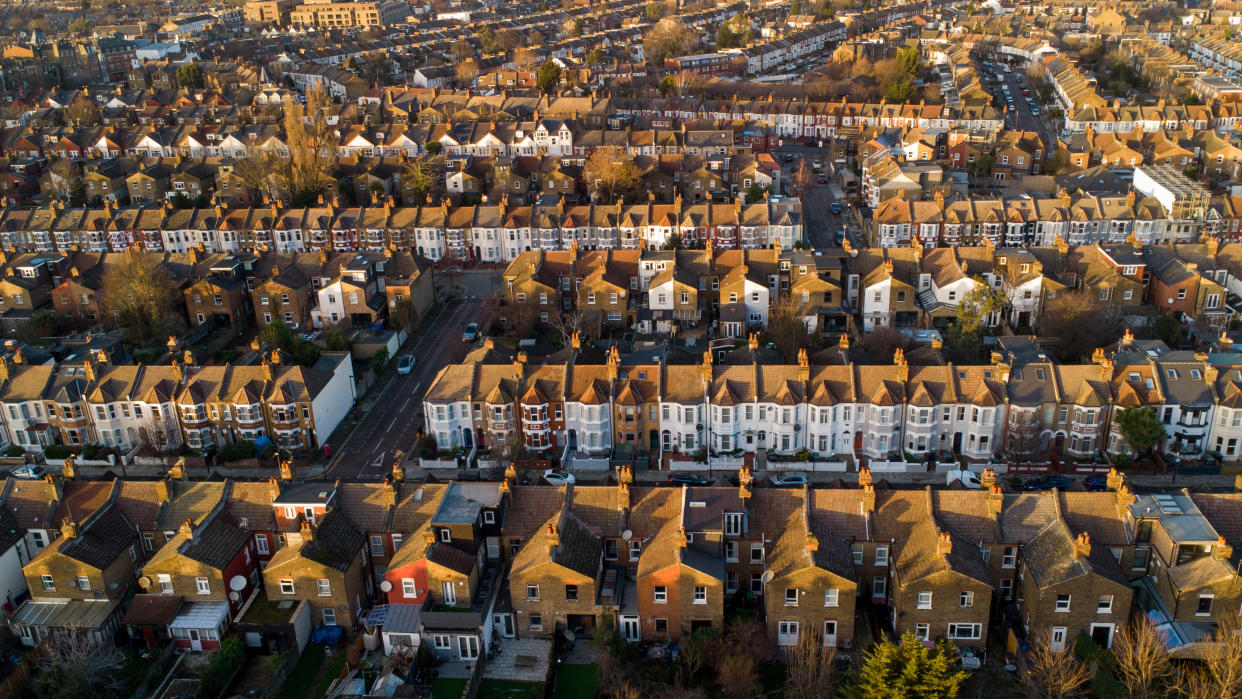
[565,584,578,602]
[605,539,618,560]
[370,535,386,556]
[693,586,706,604]
[1002,546,1017,568]
[824,588,839,607]
[1197,595,1213,616]
[724,513,742,537]
[1098,595,1113,614]
[725,541,738,562]
[947,623,981,640]
[914,623,930,641]
[483,510,495,524]
[196,577,210,595]
[917,591,932,609]
[655,618,668,634]
[873,577,887,597]
[960,591,974,608]
[76,575,90,591]
[630,540,642,561]
[852,544,864,565]
[654,586,667,603]
[280,578,295,595]
[143,532,154,551]
[316,578,331,596]
[750,544,764,563]
[402,579,418,596]
[785,588,799,606]
[433,634,451,649]
[526,584,539,601]
[1055,594,1071,612]
[875,545,889,566]
[40,575,54,591]
[255,534,269,555]
[529,614,542,630]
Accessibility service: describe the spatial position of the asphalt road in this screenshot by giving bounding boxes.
[981,62,1056,149]
[776,145,856,249]
[326,299,486,480]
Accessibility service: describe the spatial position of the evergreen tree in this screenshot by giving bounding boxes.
[856,632,968,699]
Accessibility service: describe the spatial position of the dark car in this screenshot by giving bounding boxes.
[1023,475,1075,491]
[1083,474,1110,491]
[668,473,710,486]
[829,202,842,214]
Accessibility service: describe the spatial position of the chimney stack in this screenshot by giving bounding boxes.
[1106,467,1124,491]
[804,531,819,554]
[617,482,630,511]
[279,456,293,482]
[1116,484,1136,517]
[980,468,996,491]
[546,523,559,554]
[60,518,78,540]
[300,519,313,542]
[268,477,281,501]
[739,465,753,502]
[862,483,876,513]
[936,530,952,557]
[180,517,195,541]
[1213,536,1234,560]
[1073,532,1091,559]
[797,348,809,383]
[987,485,1003,515]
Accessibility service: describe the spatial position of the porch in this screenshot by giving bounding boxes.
[169,601,230,652]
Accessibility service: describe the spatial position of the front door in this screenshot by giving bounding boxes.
[1090,624,1114,648]
[823,620,837,647]
[620,615,640,643]
[443,581,456,605]
[190,629,203,652]
[1050,627,1067,653]
[458,635,479,660]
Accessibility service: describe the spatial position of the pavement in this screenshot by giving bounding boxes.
[323,297,492,480]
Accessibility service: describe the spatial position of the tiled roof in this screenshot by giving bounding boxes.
[1189,493,1242,563]
[505,485,565,541]
[3,478,59,530]
[391,482,446,536]
[52,480,115,529]
[115,480,170,531]
[122,594,183,626]
[427,543,475,576]
[300,509,365,572]
[337,482,394,533]
[152,509,250,571]
[224,481,277,532]
[160,482,226,530]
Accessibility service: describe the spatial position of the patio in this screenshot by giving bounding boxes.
[482,638,552,682]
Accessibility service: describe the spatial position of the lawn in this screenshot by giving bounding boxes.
[553,664,597,699]
[277,644,324,699]
[311,652,347,698]
[478,679,544,698]
[430,677,468,699]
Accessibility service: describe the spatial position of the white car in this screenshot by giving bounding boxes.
[12,464,46,480]
[771,472,808,487]
[946,469,982,489]
[397,354,415,375]
[543,469,575,486]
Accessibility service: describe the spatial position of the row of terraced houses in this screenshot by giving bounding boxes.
[4,470,1239,663]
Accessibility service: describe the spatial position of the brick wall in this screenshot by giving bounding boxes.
[509,560,596,638]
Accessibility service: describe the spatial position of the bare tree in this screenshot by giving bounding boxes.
[785,630,837,699]
[42,159,82,201]
[1187,615,1242,698]
[1111,618,1176,699]
[548,309,585,348]
[514,46,539,70]
[99,248,185,346]
[767,295,815,362]
[583,145,642,202]
[455,58,480,86]
[790,158,815,200]
[32,631,128,698]
[1037,289,1124,363]
[282,87,336,204]
[643,17,695,65]
[1025,633,1091,699]
[1005,411,1043,465]
[233,145,286,203]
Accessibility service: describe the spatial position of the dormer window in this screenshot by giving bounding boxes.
[724,513,742,537]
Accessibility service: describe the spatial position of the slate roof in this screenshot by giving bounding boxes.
[337,482,394,532]
[57,505,136,569]
[427,542,475,576]
[3,478,60,530]
[553,510,602,578]
[1022,518,1126,589]
[160,482,226,530]
[0,507,26,553]
[151,509,250,570]
[299,509,365,572]
[1188,493,1242,564]
[390,482,446,537]
[505,485,565,541]
[224,481,277,532]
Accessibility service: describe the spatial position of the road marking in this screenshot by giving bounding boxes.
[399,396,411,412]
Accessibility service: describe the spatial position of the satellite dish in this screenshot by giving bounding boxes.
[229,575,248,592]
[621,529,633,541]
[229,591,240,602]
[380,581,392,592]
[138,576,152,590]
[760,570,775,585]
[563,629,576,642]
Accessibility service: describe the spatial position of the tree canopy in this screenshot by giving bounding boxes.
[536,60,562,94]
[1115,406,1165,454]
[176,62,205,89]
[857,632,968,699]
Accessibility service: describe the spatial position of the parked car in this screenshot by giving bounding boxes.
[829,202,843,214]
[946,469,982,489]
[543,469,575,486]
[1083,474,1110,491]
[771,472,809,486]
[817,175,827,184]
[1023,474,1074,491]
[462,323,480,342]
[397,354,415,375]
[668,473,710,486]
[12,465,46,480]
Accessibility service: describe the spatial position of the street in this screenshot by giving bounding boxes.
[776,144,860,249]
[326,298,489,480]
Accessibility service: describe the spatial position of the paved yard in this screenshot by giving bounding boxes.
[483,638,552,683]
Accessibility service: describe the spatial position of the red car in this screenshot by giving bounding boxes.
[817,175,827,184]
